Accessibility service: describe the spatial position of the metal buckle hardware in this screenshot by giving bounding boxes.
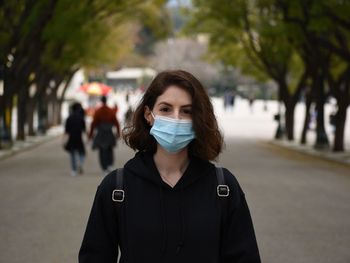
[217,185,229,197]
[112,189,125,202]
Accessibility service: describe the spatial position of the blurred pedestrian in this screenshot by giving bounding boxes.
[248,95,255,112]
[79,70,261,263]
[63,102,86,177]
[123,104,134,126]
[229,90,236,109]
[223,90,236,111]
[223,90,229,110]
[89,96,121,175]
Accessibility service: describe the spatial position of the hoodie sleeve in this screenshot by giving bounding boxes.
[222,169,261,263]
[79,174,119,262]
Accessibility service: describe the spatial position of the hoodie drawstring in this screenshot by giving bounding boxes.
[176,187,186,254]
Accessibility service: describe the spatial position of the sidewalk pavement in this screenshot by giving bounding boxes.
[270,139,350,167]
[0,126,63,161]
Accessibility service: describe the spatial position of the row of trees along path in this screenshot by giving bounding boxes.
[0,0,170,148]
[188,0,350,152]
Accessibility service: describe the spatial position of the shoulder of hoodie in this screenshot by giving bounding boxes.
[96,170,117,197]
[202,163,245,200]
[220,167,246,208]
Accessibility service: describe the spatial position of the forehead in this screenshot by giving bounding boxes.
[155,85,192,106]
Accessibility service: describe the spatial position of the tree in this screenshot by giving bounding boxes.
[188,0,308,140]
[277,0,350,150]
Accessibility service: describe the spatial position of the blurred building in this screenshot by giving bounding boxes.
[63,70,86,102]
[106,67,157,92]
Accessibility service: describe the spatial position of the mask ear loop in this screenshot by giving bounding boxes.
[148,111,156,126]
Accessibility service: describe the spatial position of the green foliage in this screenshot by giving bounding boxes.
[187,0,296,88]
[1,0,171,80]
[135,1,171,39]
[133,1,171,56]
[187,0,350,98]
[0,1,28,59]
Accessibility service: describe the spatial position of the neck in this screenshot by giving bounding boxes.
[153,146,189,177]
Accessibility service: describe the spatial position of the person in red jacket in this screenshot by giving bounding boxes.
[89,96,121,174]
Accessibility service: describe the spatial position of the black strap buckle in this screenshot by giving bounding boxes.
[217,185,229,197]
[112,189,125,202]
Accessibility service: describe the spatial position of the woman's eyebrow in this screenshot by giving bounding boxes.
[157,102,172,107]
[157,102,192,107]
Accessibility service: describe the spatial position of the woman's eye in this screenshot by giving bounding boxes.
[183,109,192,114]
[160,107,170,112]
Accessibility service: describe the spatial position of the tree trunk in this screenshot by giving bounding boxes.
[51,82,63,126]
[284,101,296,141]
[274,84,285,140]
[46,90,55,128]
[16,86,29,140]
[47,101,53,128]
[313,74,329,149]
[51,98,61,126]
[328,66,350,152]
[0,66,15,148]
[300,95,312,144]
[333,103,348,152]
[57,102,63,124]
[27,97,37,136]
[0,96,3,149]
[0,94,14,148]
[37,94,48,134]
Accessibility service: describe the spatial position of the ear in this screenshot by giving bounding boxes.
[144,106,153,126]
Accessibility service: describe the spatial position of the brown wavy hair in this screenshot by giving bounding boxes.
[123,70,223,161]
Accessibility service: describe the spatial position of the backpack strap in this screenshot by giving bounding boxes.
[216,167,230,197]
[215,167,229,226]
[112,168,128,258]
[112,168,125,245]
[216,166,230,259]
[112,168,125,202]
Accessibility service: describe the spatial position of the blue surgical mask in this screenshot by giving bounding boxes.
[150,112,196,153]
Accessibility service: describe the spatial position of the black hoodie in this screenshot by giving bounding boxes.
[79,151,261,263]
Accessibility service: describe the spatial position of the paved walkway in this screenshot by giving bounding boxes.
[0,98,350,263]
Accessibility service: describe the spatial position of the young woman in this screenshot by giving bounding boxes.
[79,70,261,263]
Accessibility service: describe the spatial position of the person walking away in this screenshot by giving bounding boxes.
[89,96,121,175]
[63,102,86,177]
[229,91,236,108]
[79,70,261,262]
[124,104,134,126]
